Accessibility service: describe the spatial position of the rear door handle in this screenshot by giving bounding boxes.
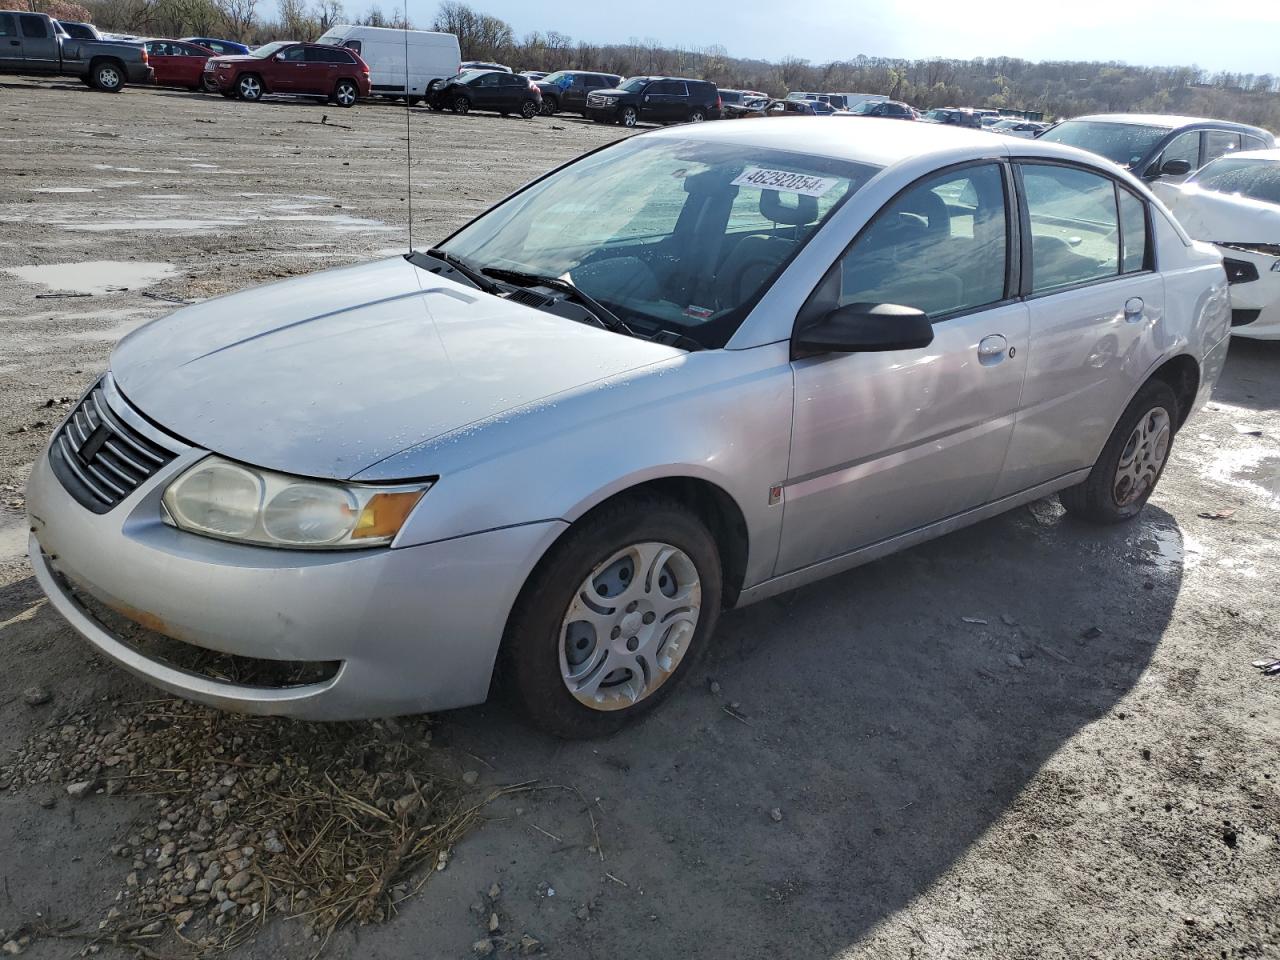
[977,334,1008,365]
[1124,297,1144,323]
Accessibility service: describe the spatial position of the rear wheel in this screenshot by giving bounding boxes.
[237,73,262,101]
[502,495,722,738]
[540,95,557,116]
[520,98,538,119]
[453,94,470,114]
[1060,380,1179,524]
[687,108,706,122]
[91,60,125,92]
[334,78,358,107]
[620,105,638,127]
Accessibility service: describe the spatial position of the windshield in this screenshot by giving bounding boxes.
[1039,120,1170,168]
[1190,157,1280,206]
[540,71,568,84]
[250,41,291,59]
[620,77,649,92]
[438,137,877,348]
[924,109,950,121]
[850,101,878,115]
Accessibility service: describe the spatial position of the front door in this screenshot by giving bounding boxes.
[641,79,682,120]
[994,162,1163,496]
[468,71,501,109]
[17,13,57,71]
[269,44,308,93]
[778,162,1029,573]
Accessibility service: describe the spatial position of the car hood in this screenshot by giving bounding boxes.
[110,256,683,480]
[207,54,258,65]
[1163,184,1280,244]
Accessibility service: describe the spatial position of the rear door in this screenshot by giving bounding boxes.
[498,72,526,111]
[17,14,57,71]
[994,162,1161,496]
[780,162,1030,572]
[300,46,338,94]
[0,13,23,69]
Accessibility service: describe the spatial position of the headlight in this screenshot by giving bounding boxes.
[161,455,431,549]
[603,96,618,105]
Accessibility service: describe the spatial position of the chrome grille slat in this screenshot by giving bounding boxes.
[49,379,180,513]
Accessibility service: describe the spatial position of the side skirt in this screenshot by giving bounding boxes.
[735,468,1091,608]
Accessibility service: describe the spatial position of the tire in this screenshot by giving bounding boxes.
[687,108,706,123]
[201,74,219,93]
[237,73,262,102]
[620,105,638,127]
[453,94,470,114]
[540,95,557,116]
[334,78,357,108]
[91,60,125,92]
[1059,380,1179,524]
[520,98,538,120]
[501,494,723,738]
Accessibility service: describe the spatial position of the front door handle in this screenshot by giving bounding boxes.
[1124,297,1144,323]
[8,39,19,45]
[977,334,1008,365]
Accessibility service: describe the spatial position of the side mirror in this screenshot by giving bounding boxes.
[1155,158,1192,179]
[793,302,934,358]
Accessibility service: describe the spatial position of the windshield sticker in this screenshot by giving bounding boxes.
[683,304,714,320]
[731,167,838,197]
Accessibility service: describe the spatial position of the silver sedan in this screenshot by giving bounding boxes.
[27,119,1232,737]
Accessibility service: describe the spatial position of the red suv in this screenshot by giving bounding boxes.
[207,41,370,107]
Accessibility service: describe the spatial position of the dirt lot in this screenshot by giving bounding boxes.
[1,77,1278,960]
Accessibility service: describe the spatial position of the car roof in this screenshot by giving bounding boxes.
[1067,113,1270,134]
[637,115,1108,170]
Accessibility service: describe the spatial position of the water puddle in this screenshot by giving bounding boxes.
[268,214,397,232]
[6,261,180,295]
[1201,447,1280,508]
[29,186,96,194]
[63,218,245,233]
[1140,525,1204,574]
[92,164,181,174]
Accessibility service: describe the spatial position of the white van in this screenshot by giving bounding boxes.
[316,24,460,101]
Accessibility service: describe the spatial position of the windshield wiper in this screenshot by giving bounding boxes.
[481,267,640,338]
[412,248,503,295]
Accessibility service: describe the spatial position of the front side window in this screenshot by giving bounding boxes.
[1022,164,1119,293]
[251,41,290,59]
[835,163,1008,317]
[620,77,649,93]
[1039,120,1171,168]
[439,137,876,347]
[1160,131,1201,169]
[648,80,686,96]
[280,46,307,62]
[19,14,49,38]
[0,14,15,36]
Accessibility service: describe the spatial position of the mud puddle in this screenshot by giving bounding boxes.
[5,261,180,295]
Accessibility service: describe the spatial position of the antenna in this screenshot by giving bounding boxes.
[403,0,413,254]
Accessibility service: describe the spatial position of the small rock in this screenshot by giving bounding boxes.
[518,933,542,955]
[1004,654,1024,669]
[21,686,51,707]
[174,909,194,927]
[488,911,500,933]
[575,906,590,921]
[708,679,721,694]
[38,795,56,810]
[462,770,479,786]
[1081,626,1103,640]
[1,940,23,956]
[226,869,252,893]
[264,836,285,854]
[769,807,783,823]
[218,899,238,915]
[139,921,163,935]
[436,849,449,871]
[471,939,494,956]
[469,901,485,915]
[1000,613,1017,626]
[488,882,501,900]
[66,779,96,799]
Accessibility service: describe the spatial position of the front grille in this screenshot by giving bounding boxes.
[50,381,179,514]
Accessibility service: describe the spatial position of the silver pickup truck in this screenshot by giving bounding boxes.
[0,10,152,90]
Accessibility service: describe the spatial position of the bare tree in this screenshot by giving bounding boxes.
[215,0,256,39]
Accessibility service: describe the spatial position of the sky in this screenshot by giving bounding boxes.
[389,0,1280,76]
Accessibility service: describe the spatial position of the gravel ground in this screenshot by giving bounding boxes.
[1,77,1278,960]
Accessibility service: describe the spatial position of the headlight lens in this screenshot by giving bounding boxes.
[162,456,431,549]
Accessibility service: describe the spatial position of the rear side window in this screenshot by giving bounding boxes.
[1118,188,1149,273]
[836,163,1009,318]
[1243,134,1269,151]
[0,14,15,36]
[19,14,49,38]
[342,39,361,54]
[1021,164,1120,293]
[1204,130,1241,164]
[649,80,687,96]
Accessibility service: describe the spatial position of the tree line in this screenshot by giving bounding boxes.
[22,0,1280,129]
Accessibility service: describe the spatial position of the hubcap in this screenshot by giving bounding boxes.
[623,109,636,126]
[1113,406,1171,506]
[338,85,354,104]
[690,112,704,122]
[559,541,701,712]
[101,67,119,87]
[242,78,259,97]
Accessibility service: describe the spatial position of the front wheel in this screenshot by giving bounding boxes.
[620,105,638,127]
[237,74,262,101]
[452,94,470,114]
[92,61,124,92]
[1060,380,1179,524]
[333,78,357,107]
[520,98,538,119]
[502,495,722,738]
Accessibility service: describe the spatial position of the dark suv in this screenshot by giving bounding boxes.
[428,69,542,118]
[535,70,621,116]
[585,76,720,127]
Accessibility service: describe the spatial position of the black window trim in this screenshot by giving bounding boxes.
[792,158,1021,340]
[1013,156,1157,301]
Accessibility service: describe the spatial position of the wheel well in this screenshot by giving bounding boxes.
[1148,355,1199,429]
[90,56,123,72]
[582,478,750,608]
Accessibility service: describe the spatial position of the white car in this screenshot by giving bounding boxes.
[1162,149,1280,339]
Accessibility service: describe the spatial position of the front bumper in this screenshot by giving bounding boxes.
[584,104,620,120]
[1222,246,1280,340]
[26,430,566,720]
